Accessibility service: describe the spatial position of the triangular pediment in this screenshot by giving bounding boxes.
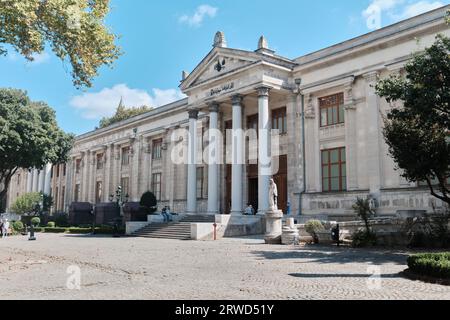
[180,47,262,91]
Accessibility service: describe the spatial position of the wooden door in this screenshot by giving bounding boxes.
[273,155,288,214]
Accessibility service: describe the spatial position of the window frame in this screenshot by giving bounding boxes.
[152,139,163,160]
[321,147,347,192]
[152,173,162,201]
[319,93,345,128]
[196,167,204,199]
[271,107,287,134]
[121,147,130,166]
[96,153,104,170]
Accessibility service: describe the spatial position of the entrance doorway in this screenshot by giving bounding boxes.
[273,155,288,214]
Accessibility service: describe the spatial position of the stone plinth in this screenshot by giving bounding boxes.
[264,209,283,244]
[282,217,299,245]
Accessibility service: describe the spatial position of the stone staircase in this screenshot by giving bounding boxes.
[132,215,216,240]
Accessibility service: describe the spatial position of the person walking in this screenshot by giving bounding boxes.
[2,219,9,238]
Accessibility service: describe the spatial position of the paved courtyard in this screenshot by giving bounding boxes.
[0,233,449,300]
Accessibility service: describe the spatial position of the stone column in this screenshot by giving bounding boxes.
[257,87,271,215]
[344,82,358,190]
[364,71,382,197]
[32,169,39,192]
[26,170,33,193]
[131,138,140,201]
[186,109,199,214]
[44,163,52,195]
[207,102,220,215]
[231,95,244,216]
[38,168,45,193]
[103,146,110,202]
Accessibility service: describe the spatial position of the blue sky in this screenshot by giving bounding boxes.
[0,0,448,135]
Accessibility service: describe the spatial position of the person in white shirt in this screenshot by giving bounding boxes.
[2,219,9,238]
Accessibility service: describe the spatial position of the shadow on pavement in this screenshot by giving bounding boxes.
[251,246,409,265]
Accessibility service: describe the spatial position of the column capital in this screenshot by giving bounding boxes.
[208,102,220,113]
[256,86,271,97]
[231,94,243,105]
[363,71,379,83]
[188,109,199,119]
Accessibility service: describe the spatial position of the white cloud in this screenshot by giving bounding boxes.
[69,84,186,120]
[7,51,50,65]
[29,52,50,65]
[179,4,218,27]
[391,1,444,19]
[362,0,444,30]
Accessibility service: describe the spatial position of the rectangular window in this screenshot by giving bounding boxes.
[95,181,103,204]
[56,164,60,178]
[75,159,81,174]
[121,147,130,166]
[272,107,287,134]
[152,173,162,201]
[196,167,204,199]
[96,153,104,170]
[74,184,80,202]
[121,177,130,197]
[322,147,346,192]
[17,174,21,185]
[319,93,345,127]
[152,139,163,160]
[63,164,66,176]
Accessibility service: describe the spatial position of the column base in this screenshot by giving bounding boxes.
[264,209,283,245]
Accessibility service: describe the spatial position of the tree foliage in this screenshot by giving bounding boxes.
[10,192,42,215]
[0,0,121,88]
[99,102,153,129]
[0,88,74,212]
[375,34,450,204]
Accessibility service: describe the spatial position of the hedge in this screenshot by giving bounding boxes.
[407,253,450,279]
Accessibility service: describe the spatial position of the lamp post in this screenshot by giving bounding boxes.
[109,186,129,237]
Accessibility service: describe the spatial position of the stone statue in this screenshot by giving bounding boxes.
[269,178,278,211]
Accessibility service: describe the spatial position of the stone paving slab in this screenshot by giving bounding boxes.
[0,234,449,300]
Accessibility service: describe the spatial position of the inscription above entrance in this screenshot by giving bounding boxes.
[209,82,235,97]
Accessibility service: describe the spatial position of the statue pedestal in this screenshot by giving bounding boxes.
[264,209,283,244]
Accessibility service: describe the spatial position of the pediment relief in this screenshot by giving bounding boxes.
[192,55,255,86]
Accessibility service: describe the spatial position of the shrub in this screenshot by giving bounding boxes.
[140,191,157,214]
[352,229,377,247]
[305,220,324,244]
[54,212,69,227]
[31,217,41,227]
[10,192,42,215]
[43,227,67,233]
[407,253,450,279]
[12,221,24,232]
[402,211,450,248]
[47,222,56,228]
[67,227,92,234]
[353,197,375,233]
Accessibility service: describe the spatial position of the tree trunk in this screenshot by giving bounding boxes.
[0,189,7,213]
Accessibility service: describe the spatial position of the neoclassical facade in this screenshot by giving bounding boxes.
[6,7,450,219]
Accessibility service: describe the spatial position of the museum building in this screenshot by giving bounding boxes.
[6,6,450,221]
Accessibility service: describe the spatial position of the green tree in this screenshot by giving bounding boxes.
[375,34,450,205]
[99,99,153,129]
[0,0,121,88]
[0,88,74,212]
[10,192,42,215]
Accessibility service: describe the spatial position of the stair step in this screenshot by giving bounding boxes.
[132,215,215,240]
